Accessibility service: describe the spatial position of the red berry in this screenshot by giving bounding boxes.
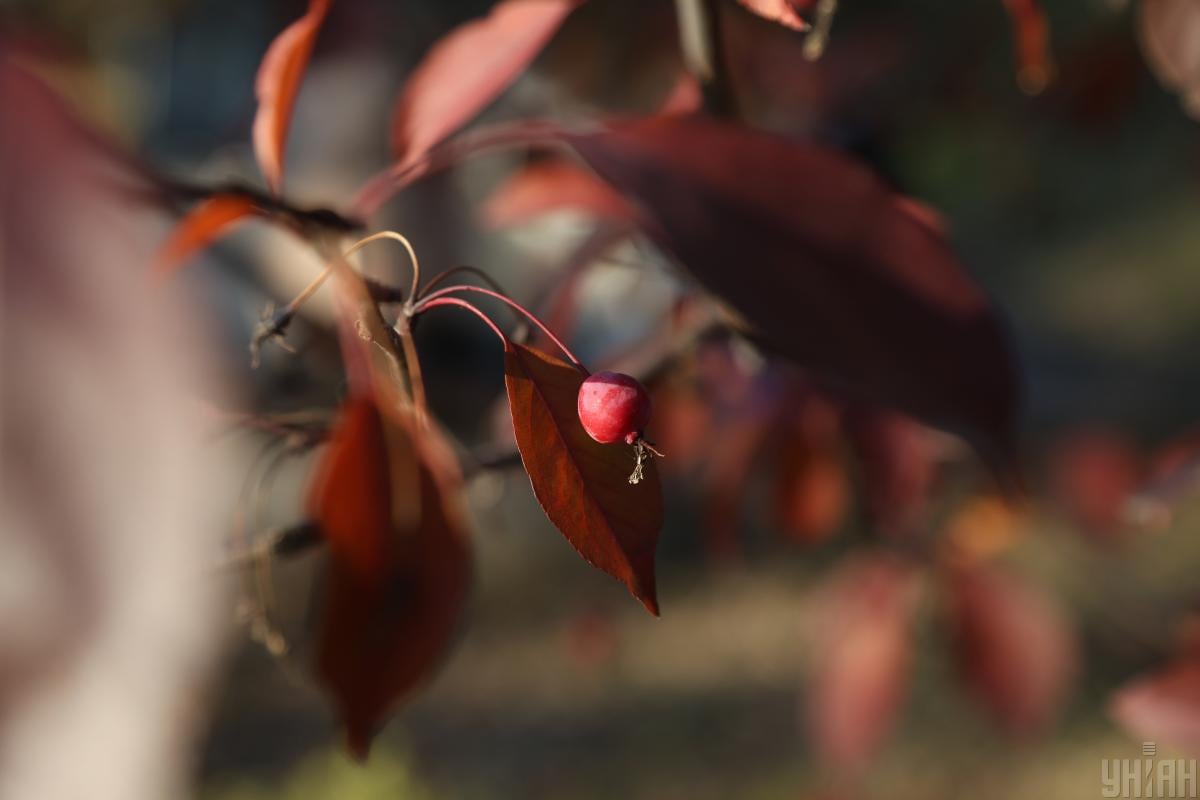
[577,371,651,445]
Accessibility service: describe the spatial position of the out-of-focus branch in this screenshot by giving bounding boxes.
[674,0,739,118]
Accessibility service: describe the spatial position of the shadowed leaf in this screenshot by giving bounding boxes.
[808,554,921,768]
[390,0,581,163]
[504,341,662,614]
[153,194,260,277]
[845,408,938,538]
[947,564,1076,735]
[253,0,332,194]
[564,116,1020,465]
[307,395,471,760]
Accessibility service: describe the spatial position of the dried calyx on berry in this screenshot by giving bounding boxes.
[576,371,662,484]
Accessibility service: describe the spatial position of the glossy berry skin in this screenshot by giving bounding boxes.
[577,371,651,445]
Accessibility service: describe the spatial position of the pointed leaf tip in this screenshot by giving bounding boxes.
[252,0,332,194]
[153,194,259,278]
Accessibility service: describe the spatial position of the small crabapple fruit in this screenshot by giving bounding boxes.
[577,371,651,445]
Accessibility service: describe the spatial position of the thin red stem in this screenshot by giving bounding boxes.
[417,298,508,347]
[414,285,583,369]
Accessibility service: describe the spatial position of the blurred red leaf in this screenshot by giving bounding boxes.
[481,157,634,228]
[846,409,938,538]
[1111,660,1200,753]
[390,0,581,163]
[1138,0,1200,118]
[1002,0,1053,94]
[773,395,846,544]
[504,342,662,614]
[153,195,260,277]
[808,554,922,768]
[252,0,331,194]
[565,116,1019,462]
[1050,430,1142,536]
[735,0,812,32]
[307,395,471,759]
[947,564,1077,735]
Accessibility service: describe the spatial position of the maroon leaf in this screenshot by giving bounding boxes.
[1002,0,1053,93]
[946,564,1077,735]
[1111,659,1200,753]
[564,116,1019,463]
[153,195,260,277]
[390,0,581,164]
[481,157,634,228]
[504,341,662,614]
[808,554,921,768]
[253,0,332,194]
[307,395,471,759]
[1138,0,1200,117]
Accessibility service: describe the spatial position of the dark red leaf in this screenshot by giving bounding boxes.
[481,157,634,228]
[252,0,332,194]
[1002,0,1054,94]
[946,564,1077,735]
[808,554,921,768]
[564,116,1019,464]
[1138,0,1200,118]
[1111,659,1200,753]
[307,396,471,759]
[153,195,261,277]
[390,0,581,163]
[504,341,662,614]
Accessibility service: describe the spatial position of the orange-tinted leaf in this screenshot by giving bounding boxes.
[504,341,662,614]
[808,554,921,768]
[773,395,846,544]
[1002,0,1053,94]
[307,396,470,759]
[775,448,846,544]
[565,116,1020,464]
[1138,0,1200,118]
[942,494,1024,565]
[252,0,332,194]
[1111,659,1200,753]
[153,194,260,277]
[946,564,1076,735]
[390,0,580,163]
[735,0,812,32]
[481,157,634,228]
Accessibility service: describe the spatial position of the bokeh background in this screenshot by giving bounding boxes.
[5,0,1200,798]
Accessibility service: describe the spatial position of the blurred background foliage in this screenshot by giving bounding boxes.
[7,0,1200,797]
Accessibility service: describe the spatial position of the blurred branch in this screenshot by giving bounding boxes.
[673,0,739,118]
